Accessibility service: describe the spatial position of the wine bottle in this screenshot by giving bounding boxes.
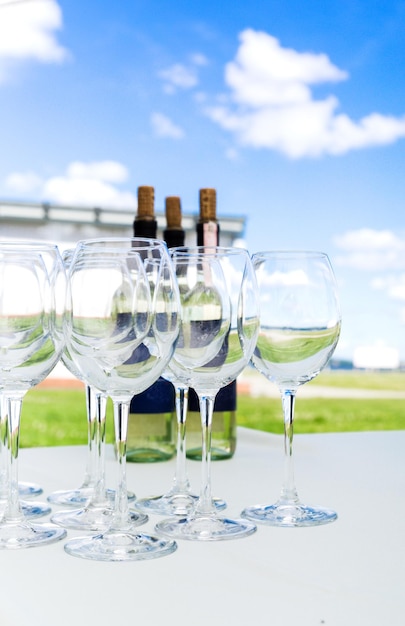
[126,186,176,462]
[186,188,237,460]
[163,196,185,248]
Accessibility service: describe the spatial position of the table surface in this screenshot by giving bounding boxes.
[0,427,404,626]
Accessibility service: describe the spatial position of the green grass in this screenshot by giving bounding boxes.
[18,369,405,447]
[311,370,405,391]
[237,396,405,434]
[20,389,115,448]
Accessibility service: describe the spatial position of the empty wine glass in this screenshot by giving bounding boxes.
[0,241,67,549]
[241,250,341,527]
[135,253,226,517]
[49,250,135,515]
[156,246,260,541]
[47,248,100,509]
[62,238,180,561]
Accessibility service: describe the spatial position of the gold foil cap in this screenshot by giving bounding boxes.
[165,196,182,228]
[199,188,217,221]
[137,186,155,219]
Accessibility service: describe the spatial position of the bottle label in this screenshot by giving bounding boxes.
[127,412,172,436]
[188,380,237,411]
[130,378,175,413]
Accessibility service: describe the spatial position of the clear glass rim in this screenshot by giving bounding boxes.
[76,236,166,251]
[0,239,59,250]
[170,245,249,257]
[252,250,329,260]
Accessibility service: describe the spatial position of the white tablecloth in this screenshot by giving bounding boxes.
[1,428,404,626]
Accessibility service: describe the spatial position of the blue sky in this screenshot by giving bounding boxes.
[1,0,405,365]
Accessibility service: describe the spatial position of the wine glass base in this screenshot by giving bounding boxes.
[18,481,43,498]
[47,487,136,508]
[21,500,51,519]
[241,503,338,527]
[64,531,177,562]
[51,506,148,532]
[156,514,257,541]
[0,521,66,550]
[135,492,227,517]
[0,501,50,519]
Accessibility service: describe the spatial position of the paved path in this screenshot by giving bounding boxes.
[237,373,405,399]
[41,362,405,399]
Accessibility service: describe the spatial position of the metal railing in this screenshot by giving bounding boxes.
[0,199,246,246]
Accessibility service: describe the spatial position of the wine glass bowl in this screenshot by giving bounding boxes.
[241,250,341,527]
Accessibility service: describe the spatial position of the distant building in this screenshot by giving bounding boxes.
[353,344,400,370]
[0,199,246,248]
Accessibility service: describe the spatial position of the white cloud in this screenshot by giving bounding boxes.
[260,268,310,287]
[190,53,208,67]
[205,29,405,158]
[159,63,198,94]
[43,176,136,209]
[0,0,68,82]
[150,112,184,139]
[334,228,404,251]
[5,171,43,194]
[334,228,405,271]
[158,54,208,94]
[372,274,405,301]
[225,30,347,108]
[66,161,129,184]
[5,160,137,209]
[224,147,240,161]
[353,343,400,369]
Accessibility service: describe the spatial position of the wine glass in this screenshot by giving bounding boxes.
[49,249,135,515]
[51,246,149,534]
[62,239,180,561]
[47,248,100,508]
[135,253,226,516]
[155,246,260,541]
[0,241,67,548]
[241,250,341,527]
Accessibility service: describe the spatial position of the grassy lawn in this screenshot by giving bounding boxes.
[237,396,405,434]
[18,369,405,447]
[309,370,405,391]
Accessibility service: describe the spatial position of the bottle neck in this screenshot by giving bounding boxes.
[133,218,158,238]
[197,221,219,247]
[164,228,185,248]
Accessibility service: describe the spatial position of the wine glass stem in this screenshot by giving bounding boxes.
[0,394,8,498]
[83,389,107,507]
[195,392,215,515]
[111,399,130,529]
[3,394,24,521]
[279,389,300,505]
[173,385,190,492]
[83,384,97,488]
[83,389,107,508]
